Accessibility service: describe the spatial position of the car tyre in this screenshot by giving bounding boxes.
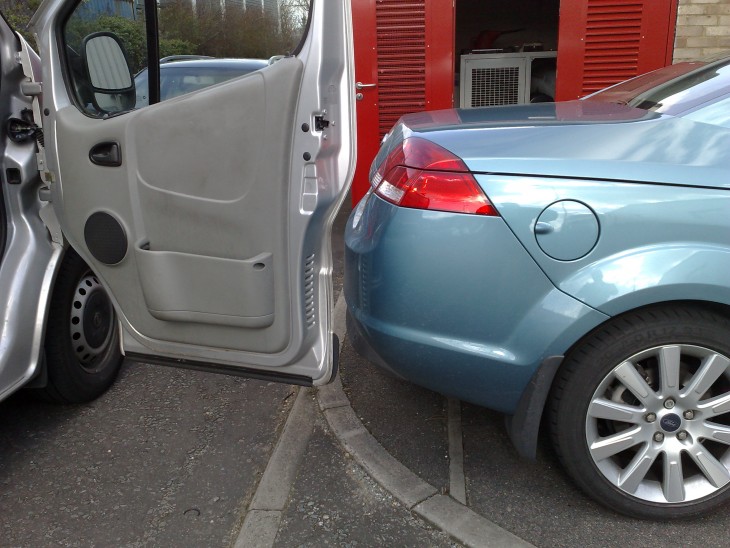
[40,248,122,403]
[549,305,730,519]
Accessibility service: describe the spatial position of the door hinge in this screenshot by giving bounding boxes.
[17,36,61,242]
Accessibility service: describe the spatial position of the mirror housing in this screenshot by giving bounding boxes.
[82,32,135,114]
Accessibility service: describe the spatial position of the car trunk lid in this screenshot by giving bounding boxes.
[371,101,730,190]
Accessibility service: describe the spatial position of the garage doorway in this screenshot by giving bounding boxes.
[455,0,560,107]
[350,0,678,203]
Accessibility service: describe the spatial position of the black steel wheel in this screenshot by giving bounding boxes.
[40,248,122,403]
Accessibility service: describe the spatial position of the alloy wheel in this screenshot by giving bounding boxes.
[586,344,730,504]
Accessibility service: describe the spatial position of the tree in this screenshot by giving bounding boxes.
[158,1,302,59]
[279,0,310,51]
[0,0,43,44]
[1,0,308,62]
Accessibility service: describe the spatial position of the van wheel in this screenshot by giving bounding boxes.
[40,249,122,403]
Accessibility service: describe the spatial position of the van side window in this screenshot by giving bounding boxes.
[62,0,311,116]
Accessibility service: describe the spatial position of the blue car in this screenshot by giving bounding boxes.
[134,57,268,108]
[345,56,730,519]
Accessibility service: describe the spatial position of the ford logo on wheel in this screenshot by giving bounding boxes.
[660,414,681,432]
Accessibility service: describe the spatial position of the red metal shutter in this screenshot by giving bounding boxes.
[555,0,678,100]
[351,0,454,204]
[375,0,428,138]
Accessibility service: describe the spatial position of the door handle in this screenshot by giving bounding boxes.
[89,142,122,167]
[356,82,377,90]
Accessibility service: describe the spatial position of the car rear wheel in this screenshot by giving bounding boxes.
[40,249,122,403]
[550,305,730,519]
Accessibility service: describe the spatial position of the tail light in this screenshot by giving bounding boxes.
[371,137,498,216]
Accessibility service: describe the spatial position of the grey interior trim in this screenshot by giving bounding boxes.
[135,247,274,327]
[52,59,302,354]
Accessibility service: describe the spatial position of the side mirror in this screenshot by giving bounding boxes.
[82,32,135,114]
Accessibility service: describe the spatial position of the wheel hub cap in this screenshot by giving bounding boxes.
[70,273,114,369]
[82,291,112,349]
[659,413,682,433]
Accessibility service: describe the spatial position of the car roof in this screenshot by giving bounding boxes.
[583,62,708,104]
[585,53,730,115]
[159,58,268,70]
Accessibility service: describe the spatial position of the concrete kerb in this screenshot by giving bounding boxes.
[318,293,534,548]
[233,387,317,548]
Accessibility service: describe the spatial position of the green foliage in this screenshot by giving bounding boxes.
[159,38,196,59]
[0,0,42,45]
[1,0,309,64]
[158,1,307,60]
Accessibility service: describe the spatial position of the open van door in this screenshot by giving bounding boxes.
[28,0,355,385]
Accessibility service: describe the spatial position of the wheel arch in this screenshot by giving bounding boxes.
[557,245,730,318]
[24,243,82,389]
[508,299,730,460]
[37,244,123,403]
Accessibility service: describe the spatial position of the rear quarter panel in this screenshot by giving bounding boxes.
[478,174,730,315]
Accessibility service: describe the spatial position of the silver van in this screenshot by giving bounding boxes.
[0,0,354,403]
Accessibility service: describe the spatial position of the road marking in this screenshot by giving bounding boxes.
[448,397,467,504]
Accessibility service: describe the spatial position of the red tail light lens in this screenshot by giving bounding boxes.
[372,137,498,216]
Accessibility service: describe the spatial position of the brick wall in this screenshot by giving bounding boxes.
[674,0,730,62]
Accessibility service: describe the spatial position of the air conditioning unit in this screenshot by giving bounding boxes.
[460,51,557,108]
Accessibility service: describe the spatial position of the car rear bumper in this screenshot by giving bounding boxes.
[344,193,609,414]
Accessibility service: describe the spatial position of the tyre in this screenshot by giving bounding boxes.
[550,305,730,519]
[40,249,122,403]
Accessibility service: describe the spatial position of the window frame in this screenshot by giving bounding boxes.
[58,0,160,118]
[57,0,315,118]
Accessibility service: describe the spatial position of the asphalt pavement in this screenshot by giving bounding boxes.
[0,362,294,546]
[1,202,729,547]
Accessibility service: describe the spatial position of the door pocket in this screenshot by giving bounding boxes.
[135,247,274,328]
